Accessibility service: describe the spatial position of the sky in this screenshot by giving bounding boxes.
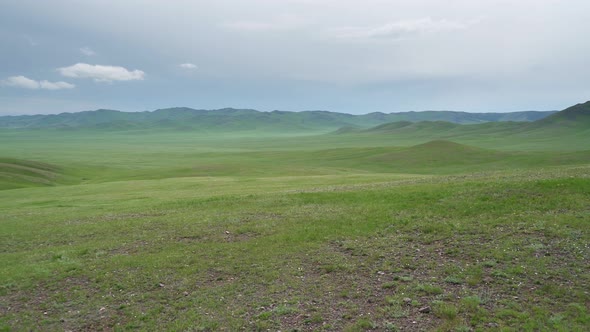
[1,0,589,115]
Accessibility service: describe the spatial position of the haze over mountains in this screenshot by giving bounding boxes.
[336,101,590,149]
[1,101,588,190]
[0,107,557,131]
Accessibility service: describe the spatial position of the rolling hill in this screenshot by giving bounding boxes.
[527,100,590,128]
[0,158,65,190]
[0,107,556,131]
[327,101,590,150]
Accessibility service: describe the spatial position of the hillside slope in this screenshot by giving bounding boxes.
[0,158,65,190]
[329,101,590,150]
[527,101,590,128]
[0,108,556,131]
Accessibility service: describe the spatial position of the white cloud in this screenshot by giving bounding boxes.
[39,80,76,90]
[1,76,75,90]
[80,47,96,56]
[2,1,590,113]
[179,63,198,69]
[333,17,472,40]
[1,76,40,89]
[57,63,145,82]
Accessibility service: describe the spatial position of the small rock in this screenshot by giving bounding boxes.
[225,231,230,234]
[377,271,385,275]
[158,283,165,288]
[183,291,189,296]
[418,306,431,313]
[99,307,106,312]
[403,297,412,304]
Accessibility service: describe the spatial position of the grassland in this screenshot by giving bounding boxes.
[0,107,589,331]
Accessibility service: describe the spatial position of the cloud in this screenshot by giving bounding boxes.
[80,47,96,56]
[1,76,75,90]
[224,21,277,31]
[57,63,145,82]
[333,17,472,40]
[179,63,198,69]
[39,80,76,90]
[222,14,306,32]
[1,76,39,89]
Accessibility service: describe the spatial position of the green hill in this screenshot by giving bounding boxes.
[364,121,414,132]
[0,108,556,132]
[327,101,590,151]
[0,158,65,190]
[366,140,507,172]
[292,139,590,175]
[528,101,590,128]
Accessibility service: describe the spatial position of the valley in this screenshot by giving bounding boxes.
[0,102,589,331]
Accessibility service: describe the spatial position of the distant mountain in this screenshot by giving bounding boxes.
[361,110,554,124]
[529,101,590,128]
[0,107,557,131]
[331,101,590,150]
[365,121,460,134]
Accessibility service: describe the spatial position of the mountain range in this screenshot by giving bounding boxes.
[0,107,557,131]
[339,101,590,141]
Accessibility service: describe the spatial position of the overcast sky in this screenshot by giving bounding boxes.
[1,0,589,115]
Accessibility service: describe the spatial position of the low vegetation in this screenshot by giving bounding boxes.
[0,158,68,190]
[0,102,588,330]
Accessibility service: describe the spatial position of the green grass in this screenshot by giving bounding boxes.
[1,127,589,189]
[0,122,589,331]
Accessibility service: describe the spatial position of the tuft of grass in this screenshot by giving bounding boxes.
[444,276,464,285]
[345,318,377,331]
[460,296,482,313]
[381,281,396,289]
[433,301,458,320]
[393,275,413,282]
[274,305,297,315]
[416,284,444,295]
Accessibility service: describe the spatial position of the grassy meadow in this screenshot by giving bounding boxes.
[0,112,589,331]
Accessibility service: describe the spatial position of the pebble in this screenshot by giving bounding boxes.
[418,306,431,313]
